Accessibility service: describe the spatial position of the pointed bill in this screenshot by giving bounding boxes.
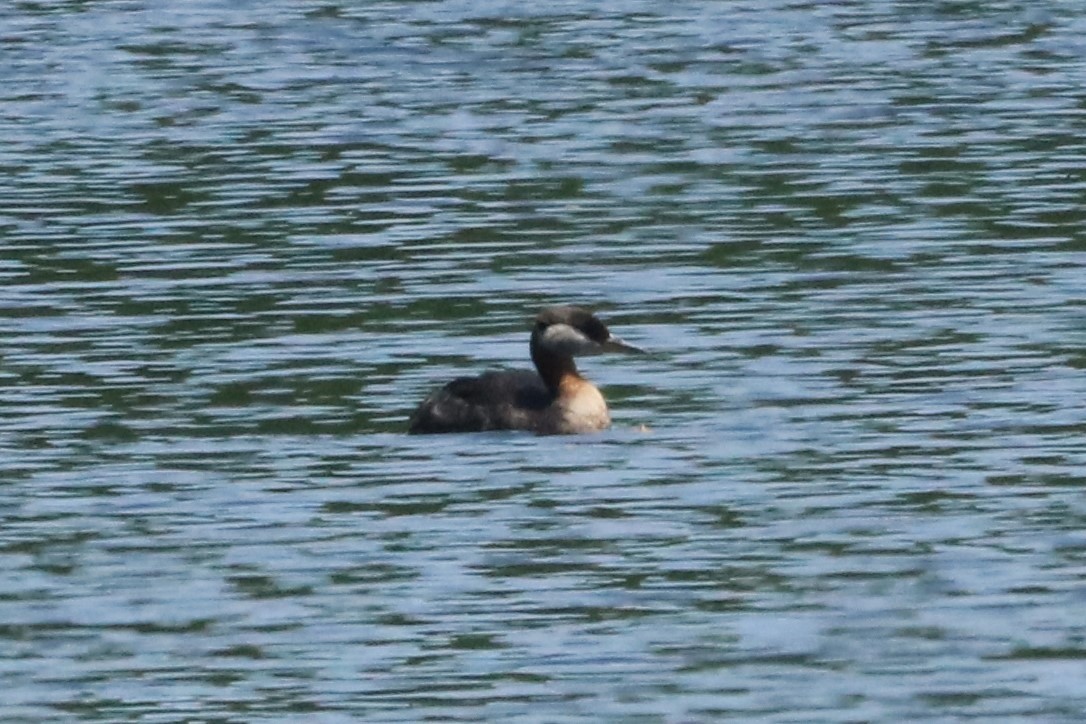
[600,335,645,354]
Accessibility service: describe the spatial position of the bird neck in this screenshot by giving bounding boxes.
[530,338,580,394]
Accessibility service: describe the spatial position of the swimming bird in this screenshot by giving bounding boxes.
[408,306,642,434]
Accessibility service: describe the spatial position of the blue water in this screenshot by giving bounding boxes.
[2,1,1085,720]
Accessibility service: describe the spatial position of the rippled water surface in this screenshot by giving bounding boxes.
[3,0,1086,720]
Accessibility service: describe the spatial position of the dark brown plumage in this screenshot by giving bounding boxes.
[408,306,642,435]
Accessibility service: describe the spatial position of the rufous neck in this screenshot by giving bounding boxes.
[530,336,579,394]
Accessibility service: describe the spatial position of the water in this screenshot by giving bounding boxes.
[3,0,1086,720]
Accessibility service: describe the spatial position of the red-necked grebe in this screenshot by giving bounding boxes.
[408,306,643,434]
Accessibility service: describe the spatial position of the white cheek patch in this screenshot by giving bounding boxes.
[540,323,600,355]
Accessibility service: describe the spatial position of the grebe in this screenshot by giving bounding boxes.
[408,306,643,435]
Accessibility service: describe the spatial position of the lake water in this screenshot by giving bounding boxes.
[3,0,1086,720]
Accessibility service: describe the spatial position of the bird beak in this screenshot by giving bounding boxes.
[601,335,645,354]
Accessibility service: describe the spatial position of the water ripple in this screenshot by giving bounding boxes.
[2,0,1086,720]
